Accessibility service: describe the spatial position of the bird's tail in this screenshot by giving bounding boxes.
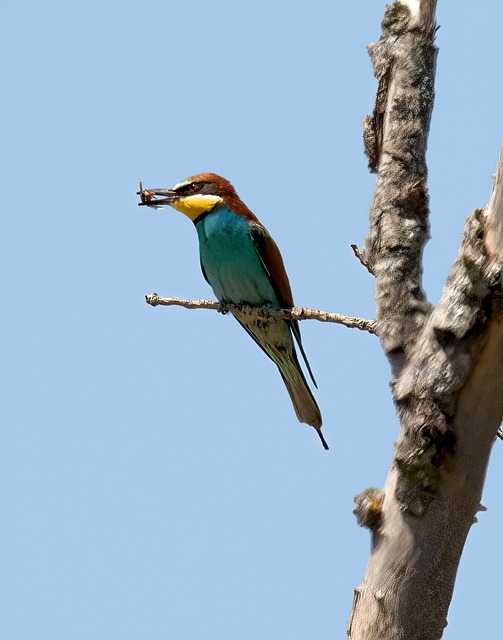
[277,356,328,450]
[232,311,328,449]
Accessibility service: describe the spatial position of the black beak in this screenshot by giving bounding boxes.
[137,182,179,207]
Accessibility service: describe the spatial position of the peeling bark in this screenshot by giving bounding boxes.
[348,1,503,638]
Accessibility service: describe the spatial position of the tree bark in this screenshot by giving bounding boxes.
[348,2,503,639]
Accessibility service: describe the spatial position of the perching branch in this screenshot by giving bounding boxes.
[144,294,377,334]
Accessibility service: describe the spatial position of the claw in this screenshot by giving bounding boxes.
[217,300,229,315]
[258,303,273,318]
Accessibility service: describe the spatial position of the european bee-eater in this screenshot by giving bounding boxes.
[139,173,327,449]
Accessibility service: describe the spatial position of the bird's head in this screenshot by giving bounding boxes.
[138,173,245,222]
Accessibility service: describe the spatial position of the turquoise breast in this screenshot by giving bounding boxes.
[195,206,279,306]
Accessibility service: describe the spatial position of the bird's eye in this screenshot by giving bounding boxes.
[176,181,204,195]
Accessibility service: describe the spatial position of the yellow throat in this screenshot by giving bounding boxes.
[171,194,223,221]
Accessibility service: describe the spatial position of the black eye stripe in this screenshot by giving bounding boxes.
[175,182,208,195]
[176,182,204,195]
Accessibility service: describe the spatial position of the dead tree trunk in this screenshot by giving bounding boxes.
[348,2,503,639]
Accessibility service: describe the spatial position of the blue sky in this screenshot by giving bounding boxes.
[4,1,502,639]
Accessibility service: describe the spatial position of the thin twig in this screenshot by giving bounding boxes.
[351,244,375,275]
[144,294,378,334]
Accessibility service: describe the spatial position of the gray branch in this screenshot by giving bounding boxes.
[362,0,436,362]
[485,137,503,262]
[348,2,503,639]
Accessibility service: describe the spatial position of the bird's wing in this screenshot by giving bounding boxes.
[249,223,317,388]
[249,223,294,308]
[199,260,210,286]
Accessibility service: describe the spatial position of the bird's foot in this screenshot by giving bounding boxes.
[258,303,273,318]
[217,300,230,315]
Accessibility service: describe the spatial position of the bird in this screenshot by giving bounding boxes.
[138,173,327,449]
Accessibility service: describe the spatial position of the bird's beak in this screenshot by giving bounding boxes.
[137,182,179,208]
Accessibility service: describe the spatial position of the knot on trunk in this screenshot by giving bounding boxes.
[353,487,385,532]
